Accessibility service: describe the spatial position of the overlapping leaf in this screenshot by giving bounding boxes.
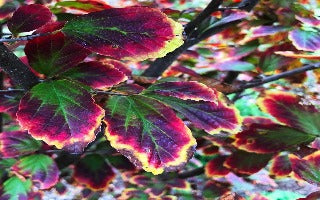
[289,28,320,51]
[233,124,316,154]
[12,154,59,189]
[224,150,273,175]
[25,32,91,77]
[104,94,196,175]
[62,7,184,61]
[270,153,292,177]
[0,131,41,158]
[60,61,127,89]
[17,80,104,152]
[7,4,52,35]
[73,154,115,191]
[143,81,242,134]
[0,176,32,200]
[55,0,112,12]
[203,180,230,199]
[290,151,320,185]
[257,91,320,135]
[205,155,230,177]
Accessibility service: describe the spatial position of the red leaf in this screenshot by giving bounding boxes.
[73,154,116,191]
[25,32,91,77]
[270,153,292,177]
[62,7,183,61]
[17,80,104,153]
[257,91,320,135]
[61,61,127,90]
[104,95,196,175]
[205,155,230,177]
[7,4,52,35]
[0,131,41,158]
[224,150,273,175]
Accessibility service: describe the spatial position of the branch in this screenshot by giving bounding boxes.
[0,33,50,43]
[143,0,257,77]
[178,167,205,179]
[0,44,39,90]
[184,0,223,35]
[230,63,320,94]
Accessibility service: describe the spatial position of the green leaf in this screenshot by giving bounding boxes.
[1,176,32,200]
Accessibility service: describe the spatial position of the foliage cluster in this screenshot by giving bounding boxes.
[0,0,319,199]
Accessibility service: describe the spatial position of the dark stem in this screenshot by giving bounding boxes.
[230,63,320,94]
[178,167,205,179]
[0,44,39,90]
[184,0,223,35]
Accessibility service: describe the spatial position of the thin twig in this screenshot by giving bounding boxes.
[0,33,50,43]
[178,167,205,179]
[230,63,320,94]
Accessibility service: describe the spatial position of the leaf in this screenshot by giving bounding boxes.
[0,176,32,200]
[55,0,112,12]
[60,61,127,90]
[104,95,196,175]
[290,151,320,185]
[102,58,132,76]
[224,150,273,175]
[275,51,320,60]
[17,79,104,152]
[25,32,91,77]
[203,180,230,199]
[144,87,242,134]
[145,81,218,102]
[257,91,320,135]
[289,29,320,51]
[205,155,230,177]
[62,7,184,61]
[233,124,316,154]
[73,154,116,191]
[12,154,59,189]
[7,4,52,35]
[0,90,21,118]
[270,153,292,177]
[0,131,42,158]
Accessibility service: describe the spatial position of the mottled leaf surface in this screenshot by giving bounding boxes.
[104,95,196,175]
[12,154,59,189]
[61,61,127,89]
[7,4,52,35]
[62,7,183,61]
[17,80,104,152]
[73,154,115,191]
[25,32,91,77]
[0,131,41,158]
[289,29,320,51]
[233,124,316,154]
[258,91,320,135]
